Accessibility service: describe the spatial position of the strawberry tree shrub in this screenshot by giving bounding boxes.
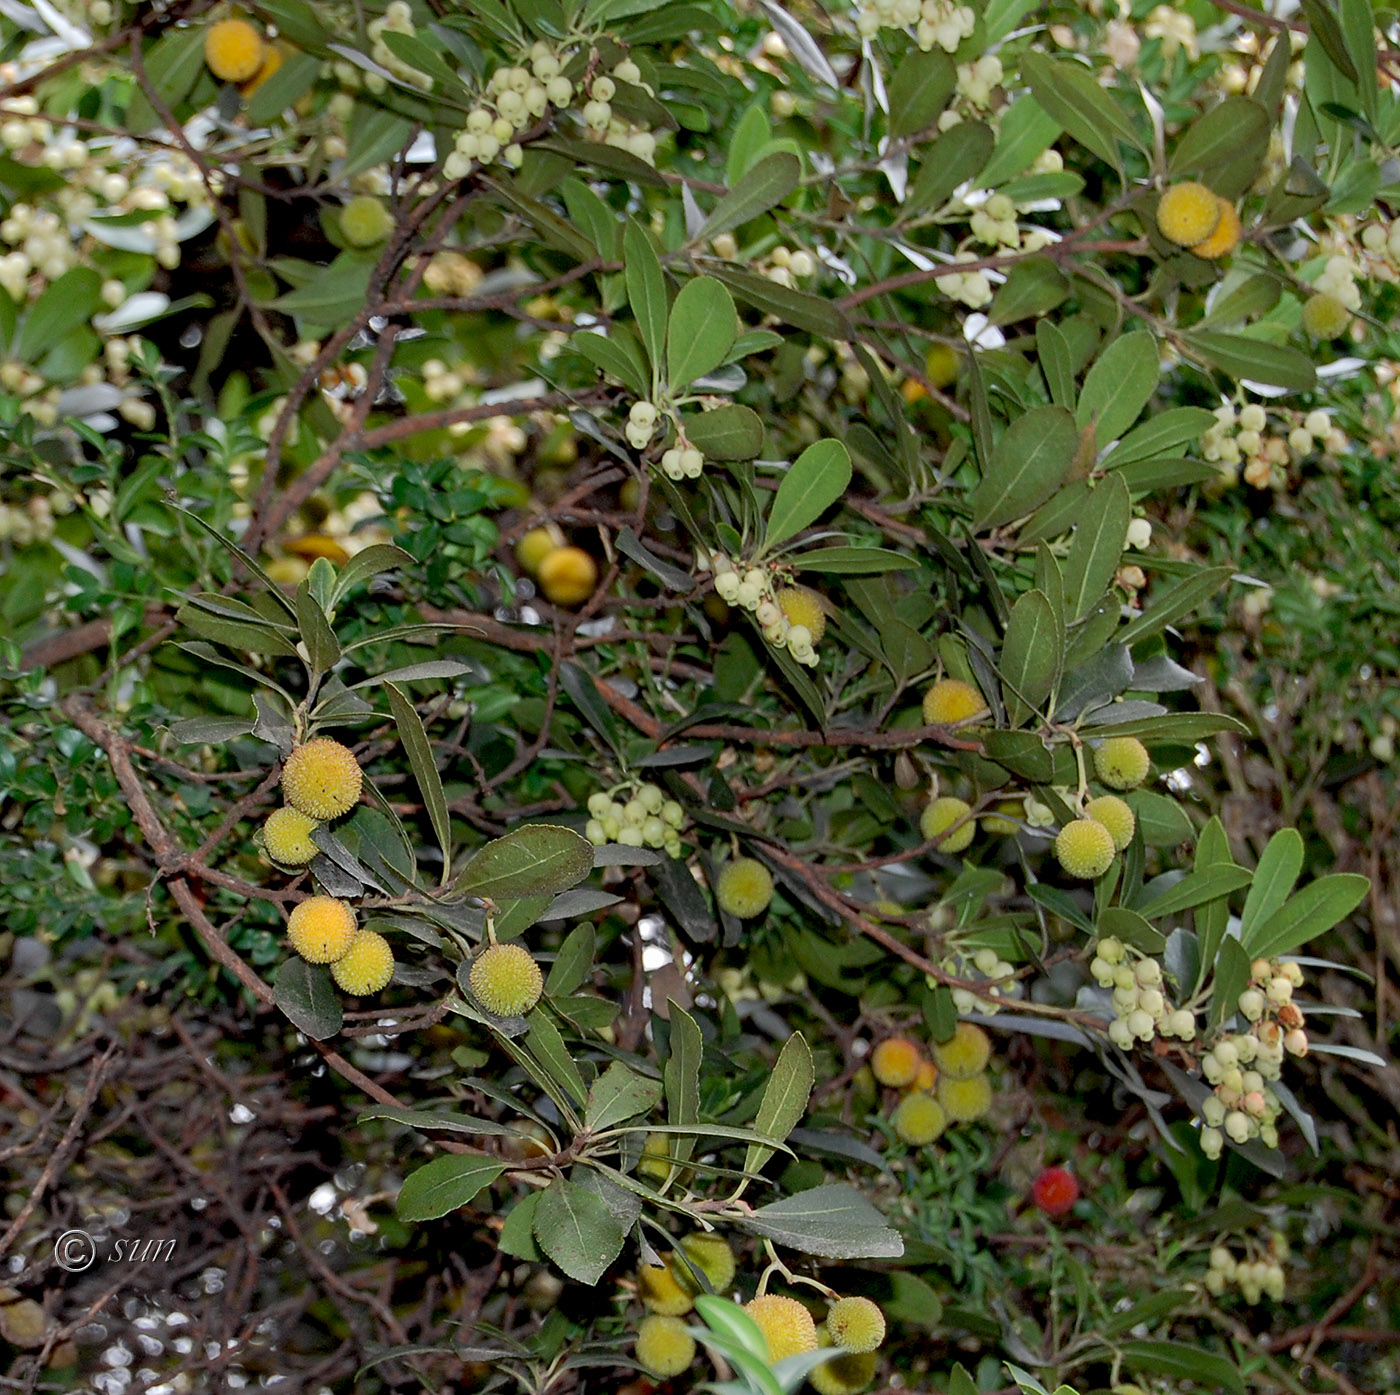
[1,0,1397,1391]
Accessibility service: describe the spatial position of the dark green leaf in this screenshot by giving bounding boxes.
[741,1183,904,1259]
[1183,330,1317,391]
[457,824,595,900]
[623,220,668,374]
[744,1032,814,1177]
[1239,828,1303,945]
[1077,330,1159,447]
[273,958,343,1040]
[385,681,452,875]
[533,1177,626,1284]
[397,1156,506,1222]
[683,404,765,460]
[1062,472,1130,621]
[907,121,996,211]
[791,546,920,574]
[887,48,955,138]
[697,151,801,240]
[1248,873,1370,960]
[1001,589,1061,725]
[667,276,738,388]
[295,579,340,672]
[970,405,1078,530]
[585,1061,663,1131]
[762,440,852,551]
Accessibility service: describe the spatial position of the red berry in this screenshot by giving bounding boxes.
[1031,1166,1079,1217]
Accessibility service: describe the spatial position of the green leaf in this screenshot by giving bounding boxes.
[357,1105,520,1139]
[385,681,452,876]
[969,405,1077,530]
[545,923,596,998]
[329,543,414,606]
[1019,52,1144,176]
[396,1156,506,1222]
[1098,907,1165,954]
[1115,1340,1245,1395]
[1077,330,1159,447]
[1081,712,1248,742]
[683,404,764,460]
[1300,0,1359,81]
[1137,866,1254,919]
[1169,97,1271,187]
[350,659,473,690]
[983,730,1054,782]
[176,603,301,657]
[570,330,650,398]
[741,1183,904,1259]
[1115,566,1234,647]
[1036,319,1077,410]
[19,269,102,360]
[294,579,340,672]
[990,256,1069,325]
[1239,829,1304,945]
[697,151,802,240]
[498,1192,542,1260]
[1124,790,1195,847]
[1199,273,1283,329]
[791,546,920,575]
[272,958,342,1040]
[457,824,595,900]
[744,1032,814,1177]
[1183,330,1317,391]
[1062,473,1130,621]
[1247,873,1370,960]
[713,265,853,338]
[1102,407,1217,467]
[663,1003,704,1171]
[979,96,1061,188]
[623,220,668,376]
[169,715,256,744]
[907,121,996,211]
[762,440,852,552]
[1001,589,1062,726]
[585,1061,663,1131]
[271,257,374,330]
[667,276,738,388]
[533,1177,626,1284]
[887,48,956,138]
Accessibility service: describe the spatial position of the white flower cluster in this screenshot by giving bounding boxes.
[1358,219,1400,283]
[367,2,432,89]
[942,946,1019,1016]
[855,0,976,54]
[0,490,72,545]
[968,193,1020,248]
[585,782,685,856]
[659,441,705,481]
[1313,253,1362,312]
[956,54,1003,108]
[1205,1241,1287,1303]
[940,252,993,309]
[711,556,821,666]
[625,399,661,451]
[1090,937,1198,1048]
[1202,402,1346,490]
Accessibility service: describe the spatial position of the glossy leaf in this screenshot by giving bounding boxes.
[762,440,852,551]
[397,1156,506,1222]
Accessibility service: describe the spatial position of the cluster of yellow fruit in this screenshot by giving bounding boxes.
[1196,959,1308,1160]
[872,1022,994,1146]
[584,781,686,856]
[1155,180,1242,260]
[266,739,397,994]
[711,559,827,667]
[515,524,600,607]
[1053,737,1150,880]
[468,941,545,1018]
[1089,935,1197,1049]
[204,14,283,93]
[1204,1234,1288,1304]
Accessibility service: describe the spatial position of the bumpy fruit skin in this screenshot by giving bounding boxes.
[1093,736,1150,790]
[469,943,544,1016]
[331,929,395,994]
[775,586,827,642]
[937,1070,992,1123]
[1191,197,1241,259]
[287,897,357,963]
[205,18,265,82]
[810,1348,879,1395]
[638,1258,693,1316]
[934,1021,990,1079]
[870,1037,922,1088]
[920,796,974,853]
[890,1091,946,1145]
[826,1296,886,1353]
[1156,181,1221,247]
[282,738,363,819]
[716,857,774,918]
[1302,291,1350,340]
[681,1233,736,1293]
[745,1294,818,1362]
[921,678,987,727]
[340,195,395,247]
[264,806,320,865]
[635,1314,695,1378]
[537,545,598,605]
[1055,818,1117,879]
[515,523,565,575]
[1084,794,1135,851]
[1031,1165,1080,1217]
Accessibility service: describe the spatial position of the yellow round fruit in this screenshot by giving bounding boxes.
[922,678,987,727]
[1302,292,1350,340]
[287,896,357,963]
[810,1348,880,1395]
[745,1293,818,1362]
[933,1021,991,1079]
[826,1296,886,1353]
[638,1132,682,1183]
[240,41,286,95]
[912,1057,938,1092]
[920,796,974,853]
[716,857,774,918]
[638,1258,694,1316]
[870,1037,923,1088]
[469,943,544,1017]
[926,341,959,389]
[515,523,566,575]
[330,929,395,994]
[1055,818,1117,879]
[537,545,599,605]
[890,1091,946,1145]
[282,738,363,820]
[1191,197,1241,259]
[1156,181,1221,247]
[681,1233,736,1293]
[1084,794,1135,851]
[635,1314,695,1378]
[341,195,395,248]
[1093,736,1150,790]
[937,1070,993,1122]
[205,18,265,82]
[263,806,320,865]
[775,585,827,642]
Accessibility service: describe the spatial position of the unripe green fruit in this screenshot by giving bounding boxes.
[340,195,395,247]
[1093,736,1150,790]
[745,1293,818,1362]
[287,896,357,963]
[933,1021,990,1079]
[635,1314,695,1378]
[826,1296,886,1353]
[1083,794,1135,851]
[1302,291,1350,340]
[920,796,974,852]
[1055,818,1116,879]
[921,678,986,726]
[469,942,543,1016]
[282,738,363,819]
[775,585,826,642]
[810,1347,880,1395]
[680,1232,736,1293]
[890,1091,945,1144]
[263,806,320,864]
[639,1257,694,1315]
[330,928,395,994]
[716,857,773,918]
[937,1070,992,1122]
